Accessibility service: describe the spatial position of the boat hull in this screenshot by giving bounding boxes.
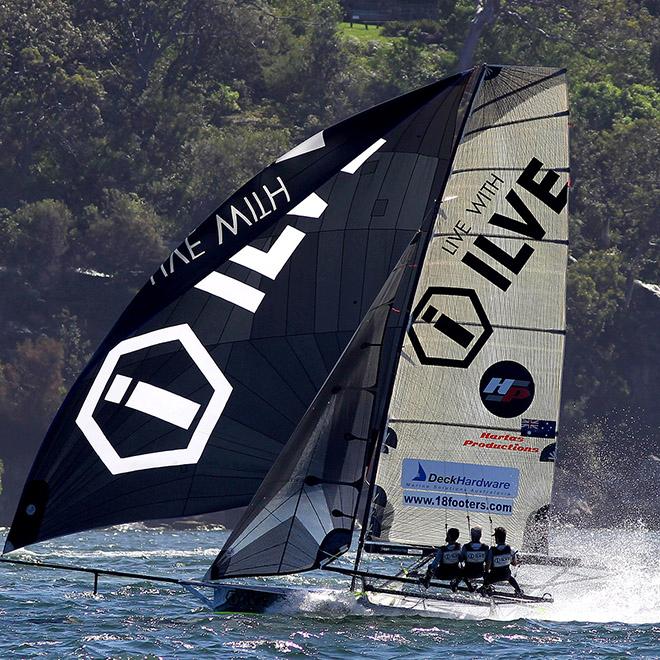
[362,589,494,619]
[212,584,292,613]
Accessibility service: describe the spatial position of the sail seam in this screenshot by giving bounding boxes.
[416,83,464,161]
[362,153,400,315]
[387,155,421,269]
[471,68,565,113]
[463,110,569,136]
[433,232,568,245]
[389,420,527,433]
[452,166,569,174]
[410,321,566,335]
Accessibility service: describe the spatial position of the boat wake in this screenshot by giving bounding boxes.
[263,527,660,625]
[520,526,660,625]
[273,588,373,617]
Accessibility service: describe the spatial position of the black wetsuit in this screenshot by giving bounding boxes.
[483,544,522,593]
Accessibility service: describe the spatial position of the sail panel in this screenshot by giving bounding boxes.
[6,71,472,551]
[207,242,419,579]
[370,66,569,552]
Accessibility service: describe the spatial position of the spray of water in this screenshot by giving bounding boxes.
[269,526,659,625]
[522,524,660,624]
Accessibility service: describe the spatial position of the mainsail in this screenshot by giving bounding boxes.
[6,70,476,551]
[369,66,569,553]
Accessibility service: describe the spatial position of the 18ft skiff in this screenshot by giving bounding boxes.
[3,64,576,615]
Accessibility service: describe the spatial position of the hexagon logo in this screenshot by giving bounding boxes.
[76,324,232,475]
[408,287,492,368]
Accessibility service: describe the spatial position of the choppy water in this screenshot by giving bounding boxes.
[1,524,658,658]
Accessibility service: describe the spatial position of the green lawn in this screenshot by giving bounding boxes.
[338,21,391,44]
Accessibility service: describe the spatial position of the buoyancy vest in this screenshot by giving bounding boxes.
[462,542,488,575]
[490,544,513,569]
[440,543,461,565]
[489,544,514,576]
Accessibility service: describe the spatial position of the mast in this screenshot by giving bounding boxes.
[350,65,488,587]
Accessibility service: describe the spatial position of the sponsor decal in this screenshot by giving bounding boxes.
[77,324,232,475]
[150,177,293,287]
[479,432,525,442]
[410,158,567,370]
[521,418,557,438]
[412,462,426,481]
[150,137,390,290]
[408,287,492,369]
[540,442,556,462]
[402,491,513,515]
[479,360,534,417]
[401,459,519,497]
[456,157,568,292]
[463,431,540,454]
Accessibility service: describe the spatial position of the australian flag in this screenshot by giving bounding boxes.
[521,418,557,438]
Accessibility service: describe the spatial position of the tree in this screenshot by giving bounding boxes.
[0,199,74,287]
[81,189,167,283]
[0,336,65,426]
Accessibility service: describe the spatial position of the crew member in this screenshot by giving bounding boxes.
[481,526,524,596]
[420,528,461,591]
[453,526,489,592]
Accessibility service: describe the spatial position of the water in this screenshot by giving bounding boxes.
[1,524,658,658]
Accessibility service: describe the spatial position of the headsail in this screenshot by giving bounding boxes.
[369,66,569,553]
[6,71,474,551]
[207,240,419,578]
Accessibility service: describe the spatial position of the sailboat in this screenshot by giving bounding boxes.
[3,64,573,616]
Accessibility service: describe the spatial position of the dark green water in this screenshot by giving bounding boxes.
[1,525,658,658]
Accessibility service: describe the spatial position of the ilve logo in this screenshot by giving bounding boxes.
[76,324,232,475]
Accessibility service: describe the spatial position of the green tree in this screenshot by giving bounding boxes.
[81,189,167,283]
[0,199,74,287]
[0,336,65,426]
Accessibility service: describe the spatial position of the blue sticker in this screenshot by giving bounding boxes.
[401,459,519,498]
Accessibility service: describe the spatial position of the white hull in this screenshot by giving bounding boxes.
[363,590,495,619]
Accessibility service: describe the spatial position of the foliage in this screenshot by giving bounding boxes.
[81,189,167,282]
[0,199,74,286]
[0,336,65,426]
[0,0,657,525]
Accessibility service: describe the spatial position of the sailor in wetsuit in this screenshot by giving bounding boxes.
[453,526,489,592]
[480,526,524,596]
[420,528,461,591]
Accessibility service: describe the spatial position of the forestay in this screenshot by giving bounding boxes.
[370,66,569,553]
[6,72,473,552]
